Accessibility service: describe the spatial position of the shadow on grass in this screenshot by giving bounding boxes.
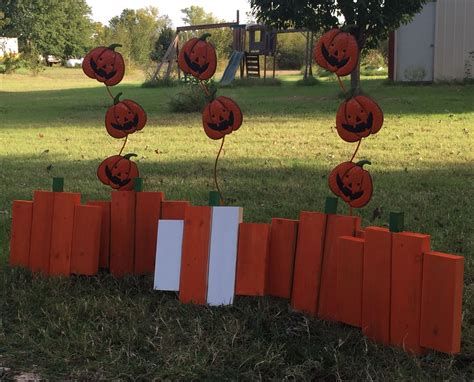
[1,79,474,129]
[0,154,472,380]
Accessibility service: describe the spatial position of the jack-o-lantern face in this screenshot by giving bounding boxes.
[202,96,243,140]
[97,154,139,191]
[314,29,359,77]
[178,33,217,80]
[328,160,373,208]
[105,93,147,139]
[83,44,125,86]
[336,95,383,142]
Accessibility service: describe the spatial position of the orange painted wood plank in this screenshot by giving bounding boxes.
[110,191,136,277]
[235,223,271,296]
[336,236,364,327]
[291,211,326,316]
[420,251,464,354]
[70,205,102,276]
[87,201,111,269]
[267,218,299,299]
[9,200,33,268]
[179,206,212,304]
[391,232,431,354]
[134,192,164,274]
[318,214,360,321]
[161,200,189,220]
[362,226,392,345]
[49,192,82,276]
[29,191,55,274]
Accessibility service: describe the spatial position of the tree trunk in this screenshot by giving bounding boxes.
[350,57,361,94]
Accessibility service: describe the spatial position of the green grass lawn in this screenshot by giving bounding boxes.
[0,67,473,380]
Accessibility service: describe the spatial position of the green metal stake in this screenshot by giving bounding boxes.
[52,177,64,192]
[209,191,221,206]
[134,177,143,192]
[389,212,404,233]
[324,196,338,215]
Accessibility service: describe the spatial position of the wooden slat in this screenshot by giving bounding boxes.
[336,236,364,327]
[70,205,102,276]
[207,207,243,306]
[161,200,189,220]
[135,192,164,274]
[110,191,136,277]
[154,220,184,291]
[420,251,464,354]
[235,223,271,296]
[49,192,81,276]
[318,214,360,321]
[291,211,326,316]
[29,191,55,274]
[267,218,299,299]
[87,201,111,269]
[179,206,212,304]
[9,200,33,268]
[391,232,430,354]
[362,226,392,345]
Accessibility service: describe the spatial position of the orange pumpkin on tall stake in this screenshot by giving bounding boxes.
[336,95,384,142]
[202,96,243,140]
[97,154,139,191]
[105,93,147,139]
[178,33,217,80]
[83,44,125,86]
[314,28,359,77]
[328,160,373,208]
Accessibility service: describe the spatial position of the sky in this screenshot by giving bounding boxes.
[86,0,252,27]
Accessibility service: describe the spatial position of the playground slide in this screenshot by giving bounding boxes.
[220,51,245,85]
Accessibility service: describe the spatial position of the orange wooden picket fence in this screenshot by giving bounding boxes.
[9,188,464,356]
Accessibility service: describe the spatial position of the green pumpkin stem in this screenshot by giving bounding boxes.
[199,33,212,41]
[113,92,123,105]
[356,159,371,168]
[108,43,122,51]
[123,153,137,160]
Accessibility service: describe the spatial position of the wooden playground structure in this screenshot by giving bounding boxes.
[151,11,315,84]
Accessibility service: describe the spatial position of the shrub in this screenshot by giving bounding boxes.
[295,76,320,86]
[0,53,22,74]
[168,80,217,113]
[221,77,282,88]
[142,77,180,88]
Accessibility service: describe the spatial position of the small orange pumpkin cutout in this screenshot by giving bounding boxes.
[314,28,359,77]
[97,154,139,191]
[105,93,147,139]
[202,96,243,140]
[178,33,217,80]
[336,95,383,142]
[328,160,373,208]
[83,44,125,86]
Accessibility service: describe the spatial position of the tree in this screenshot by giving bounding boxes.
[103,7,171,66]
[250,0,429,91]
[150,26,174,62]
[0,0,92,58]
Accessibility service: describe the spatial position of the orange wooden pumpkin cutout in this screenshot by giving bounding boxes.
[178,33,217,80]
[328,160,373,208]
[202,96,243,140]
[83,44,125,86]
[97,154,139,191]
[314,28,359,77]
[105,93,147,139]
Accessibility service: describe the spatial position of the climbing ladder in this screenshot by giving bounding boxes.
[245,53,260,78]
[151,35,179,81]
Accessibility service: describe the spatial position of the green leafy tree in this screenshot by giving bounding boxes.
[103,7,171,66]
[180,6,233,61]
[250,0,429,91]
[150,26,174,62]
[0,0,92,58]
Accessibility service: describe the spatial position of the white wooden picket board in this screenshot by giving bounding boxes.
[153,220,184,291]
[206,206,243,306]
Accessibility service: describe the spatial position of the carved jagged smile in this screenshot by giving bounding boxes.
[207,111,234,131]
[342,112,373,133]
[111,114,139,131]
[321,43,349,69]
[105,166,131,187]
[90,58,117,79]
[336,174,363,200]
[184,52,209,74]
